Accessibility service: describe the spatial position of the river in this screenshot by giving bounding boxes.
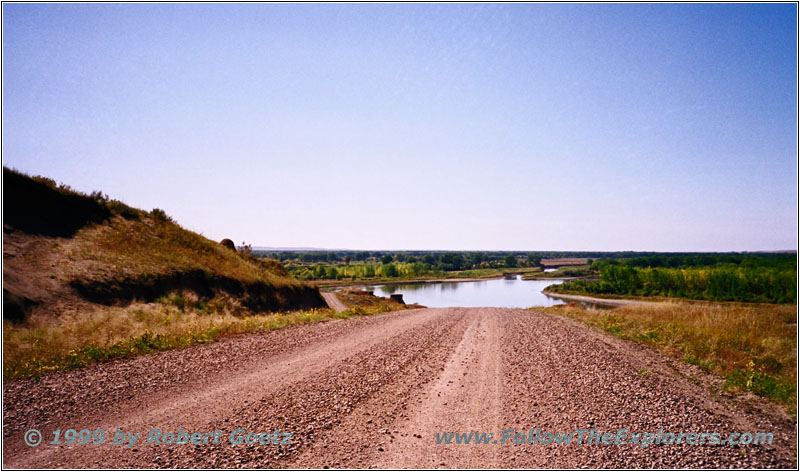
[366,275,566,308]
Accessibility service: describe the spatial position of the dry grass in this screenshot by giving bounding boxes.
[64,215,296,287]
[539,301,797,404]
[3,296,392,380]
[5,165,299,288]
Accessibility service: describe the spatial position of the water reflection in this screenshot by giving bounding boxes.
[366,275,566,308]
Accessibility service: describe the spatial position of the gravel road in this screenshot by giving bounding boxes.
[3,308,795,468]
[321,292,348,312]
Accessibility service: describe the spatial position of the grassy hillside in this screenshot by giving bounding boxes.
[3,167,328,378]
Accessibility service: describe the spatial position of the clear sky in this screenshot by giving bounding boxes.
[3,3,797,251]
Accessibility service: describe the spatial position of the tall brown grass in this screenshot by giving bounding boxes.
[3,298,392,380]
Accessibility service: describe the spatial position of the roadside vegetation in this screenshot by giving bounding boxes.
[548,254,796,304]
[3,291,406,380]
[538,300,797,406]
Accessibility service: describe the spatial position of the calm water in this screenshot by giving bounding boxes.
[367,275,566,308]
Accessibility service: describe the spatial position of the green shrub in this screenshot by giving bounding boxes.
[725,368,795,403]
[107,200,141,220]
[150,208,174,224]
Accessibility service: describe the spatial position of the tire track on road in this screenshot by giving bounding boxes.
[374,307,504,468]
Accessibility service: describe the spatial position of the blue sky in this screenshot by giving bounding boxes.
[3,3,796,251]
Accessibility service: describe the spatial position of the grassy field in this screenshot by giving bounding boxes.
[538,300,797,406]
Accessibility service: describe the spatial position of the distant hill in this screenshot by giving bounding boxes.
[3,167,325,323]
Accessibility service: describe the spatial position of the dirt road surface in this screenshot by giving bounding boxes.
[321,292,348,312]
[3,308,795,468]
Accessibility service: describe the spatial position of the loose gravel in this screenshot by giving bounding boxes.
[3,308,796,468]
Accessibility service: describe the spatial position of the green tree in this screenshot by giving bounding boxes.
[410,262,425,276]
[470,252,486,267]
[504,255,517,267]
[382,263,399,277]
[439,253,465,271]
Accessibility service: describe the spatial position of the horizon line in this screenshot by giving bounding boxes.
[251,247,798,254]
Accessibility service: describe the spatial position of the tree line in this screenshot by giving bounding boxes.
[553,254,796,304]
